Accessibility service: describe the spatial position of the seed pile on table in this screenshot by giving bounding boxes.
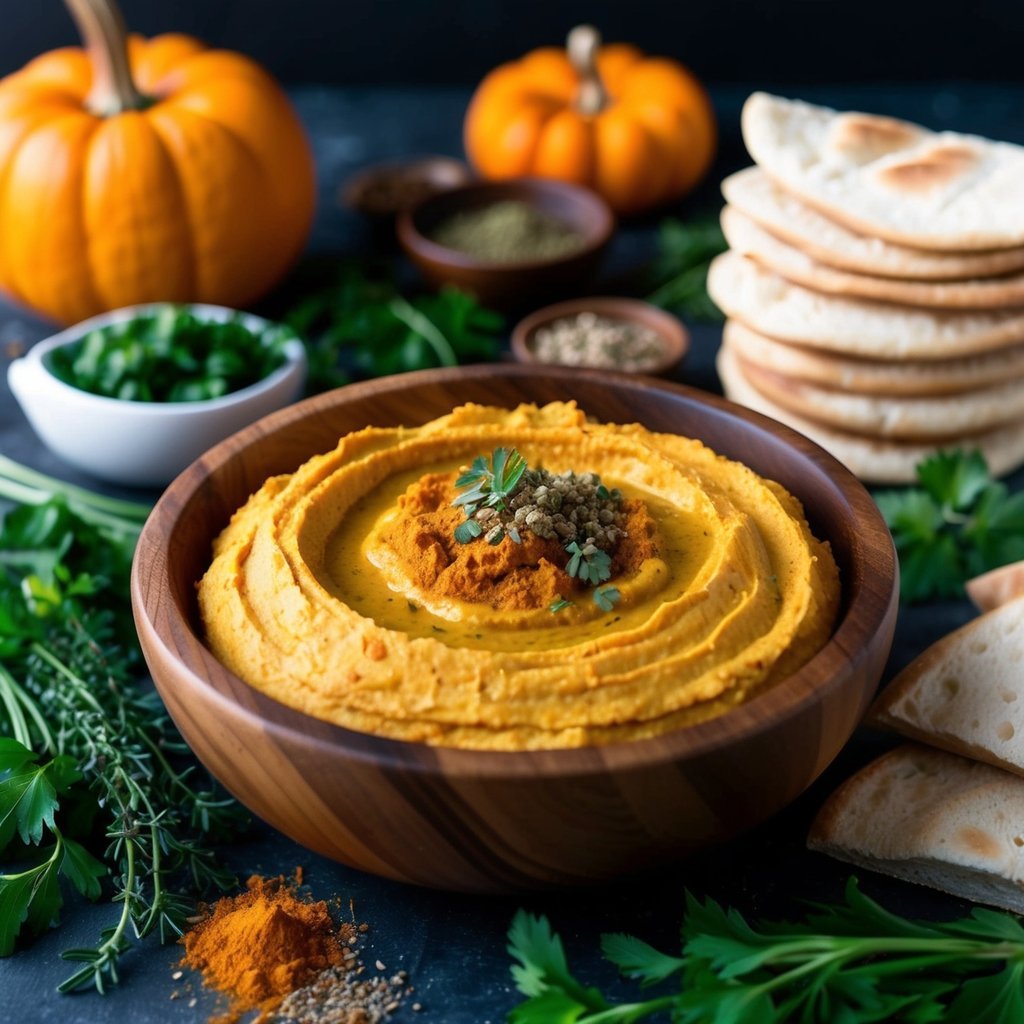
[531,311,667,371]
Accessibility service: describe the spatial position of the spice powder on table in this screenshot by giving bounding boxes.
[178,873,412,1024]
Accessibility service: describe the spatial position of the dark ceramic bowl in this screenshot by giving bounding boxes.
[342,156,474,219]
[396,178,615,310]
[511,296,689,376]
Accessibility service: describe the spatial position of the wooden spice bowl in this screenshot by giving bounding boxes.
[396,178,615,310]
[342,155,474,219]
[131,364,898,893]
[511,296,689,376]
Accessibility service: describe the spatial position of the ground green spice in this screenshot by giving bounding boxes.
[427,200,585,262]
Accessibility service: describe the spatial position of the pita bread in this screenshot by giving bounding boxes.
[708,252,1024,360]
[869,595,1024,776]
[717,344,1024,483]
[742,92,1024,251]
[967,562,1024,613]
[808,743,1024,913]
[723,320,1024,397]
[722,205,1024,309]
[722,167,1024,280]
[733,350,1024,440]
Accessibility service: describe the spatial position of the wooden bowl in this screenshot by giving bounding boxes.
[511,296,689,376]
[396,178,615,311]
[131,365,898,892]
[342,156,474,218]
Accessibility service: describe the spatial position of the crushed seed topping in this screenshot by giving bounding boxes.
[460,464,625,552]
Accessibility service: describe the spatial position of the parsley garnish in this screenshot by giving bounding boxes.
[549,598,573,613]
[565,542,612,585]
[453,448,528,520]
[47,305,292,403]
[508,878,1024,1023]
[593,586,620,612]
[874,449,1024,603]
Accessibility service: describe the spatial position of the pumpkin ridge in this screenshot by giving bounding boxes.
[143,113,197,296]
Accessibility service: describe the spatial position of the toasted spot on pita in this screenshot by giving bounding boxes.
[955,825,1002,860]
[827,113,922,164]
[875,144,981,196]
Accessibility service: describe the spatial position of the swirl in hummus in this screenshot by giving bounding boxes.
[197,401,839,750]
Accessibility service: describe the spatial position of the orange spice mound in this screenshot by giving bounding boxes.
[180,874,352,1023]
[377,472,659,611]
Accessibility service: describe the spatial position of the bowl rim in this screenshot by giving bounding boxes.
[395,176,616,273]
[510,296,690,374]
[132,363,897,781]
[342,155,475,214]
[19,302,306,415]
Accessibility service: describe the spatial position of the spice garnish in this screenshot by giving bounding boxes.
[453,449,625,609]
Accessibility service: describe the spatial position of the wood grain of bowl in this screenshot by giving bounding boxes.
[396,178,614,311]
[131,364,898,892]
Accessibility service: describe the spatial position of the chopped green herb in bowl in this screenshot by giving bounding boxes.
[46,304,293,403]
[8,303,306,486]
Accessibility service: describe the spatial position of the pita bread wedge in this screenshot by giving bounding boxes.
[808,743,1024,913]
[722,167,1024,281]
[707,252,1024,360]
[723,320,1024,397]
[733,351,1024,441]
[967,562,1024,613]
[742,92,1024,251]
[869,595,1024,776]
[722,206,1024,310]
[717,344,1024,483]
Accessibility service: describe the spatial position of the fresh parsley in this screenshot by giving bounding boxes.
[285,263,502,391]
[874,449,1024,603]
[0,459,244,992]
[644,217,727,323]
[508,877,1024,1023]
[47,305,293,403]
[565,541,613,586]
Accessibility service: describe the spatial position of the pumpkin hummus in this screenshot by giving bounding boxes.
[197,402,840,750]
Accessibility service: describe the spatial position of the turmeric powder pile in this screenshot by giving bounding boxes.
[180,874,351,1023]
[376,471,658,612]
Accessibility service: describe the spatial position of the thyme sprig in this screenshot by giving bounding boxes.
[0,460,244,992]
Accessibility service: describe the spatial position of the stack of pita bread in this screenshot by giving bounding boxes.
[809,571,1024,912]
[709,92,1024,484]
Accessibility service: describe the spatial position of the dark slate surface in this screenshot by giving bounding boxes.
[2,83,1023,1023]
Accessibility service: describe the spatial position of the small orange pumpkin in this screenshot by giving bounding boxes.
[0,0,316,325]
[464,25,716,216]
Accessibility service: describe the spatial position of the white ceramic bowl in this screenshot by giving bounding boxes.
[8,303,307,488]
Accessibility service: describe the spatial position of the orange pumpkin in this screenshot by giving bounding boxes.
[0,0,316,325]
[464,25,716,216]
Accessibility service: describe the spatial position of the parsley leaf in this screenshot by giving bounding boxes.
[644,218,727,323]
[875,449,1024,602]
[507,878,1024,1024]
[285,264,502,391]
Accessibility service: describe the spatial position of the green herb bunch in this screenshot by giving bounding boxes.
[874,449,1024,603]
[285,264,503,391]
[0,457,245,992]
[645,218,727,323]
[48,305,294,403]
[508,878,1024,1023]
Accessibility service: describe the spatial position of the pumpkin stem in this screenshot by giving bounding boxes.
[567,24,608,117]
[64,0,145,115]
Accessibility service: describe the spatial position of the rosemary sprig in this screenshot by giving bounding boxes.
[0,460,244,992]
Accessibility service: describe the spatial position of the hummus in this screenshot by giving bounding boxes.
[198,402,839,750]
